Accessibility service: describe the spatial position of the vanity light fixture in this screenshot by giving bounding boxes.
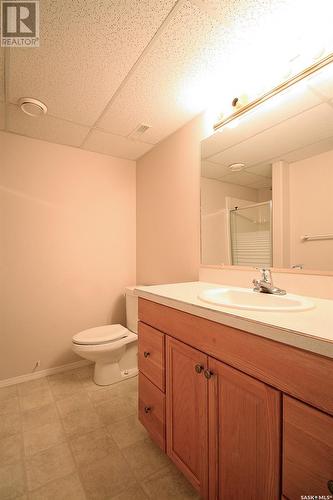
[231,95,249,110]
[18,97,47,117]
[214,51,333,131]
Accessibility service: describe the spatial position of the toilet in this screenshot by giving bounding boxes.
[72,286,138,386]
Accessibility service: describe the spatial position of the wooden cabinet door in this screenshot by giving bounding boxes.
[166,336,209,498]
[283,395,333,499]
[209,358,281,500]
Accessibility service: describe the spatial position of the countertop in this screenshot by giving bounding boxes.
[135,281,333,359]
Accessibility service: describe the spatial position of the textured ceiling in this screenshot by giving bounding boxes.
[1,0,332,159]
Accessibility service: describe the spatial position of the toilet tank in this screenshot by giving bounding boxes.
[125,286,138,333]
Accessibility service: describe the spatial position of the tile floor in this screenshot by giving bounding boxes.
[0,366,199,500]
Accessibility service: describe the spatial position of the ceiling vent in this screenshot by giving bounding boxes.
[128,123,151,140]
[228,163,245,172]
[18,97,47,117]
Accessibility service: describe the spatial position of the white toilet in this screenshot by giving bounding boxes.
[72,286,138,386]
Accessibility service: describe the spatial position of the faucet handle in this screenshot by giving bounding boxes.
[256,268,272,284]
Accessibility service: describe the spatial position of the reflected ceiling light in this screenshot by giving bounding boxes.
[229,163,245,172]
[18,97,47,117]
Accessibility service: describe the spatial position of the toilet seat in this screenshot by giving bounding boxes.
[72,324,130,346]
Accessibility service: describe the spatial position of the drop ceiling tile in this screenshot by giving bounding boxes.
[210,103,333,168]
[96,0,235,144]
[83,129,153,160]
[219,171,260,187]
[7,0,177,126]
[282,136,333,164]
[201,160,229,179]
[7,104,89,147]
[98,0,320,146]
[308,63,333,101]
[249,177,272,189]
[201,130,226,160]
[246,164,272,178]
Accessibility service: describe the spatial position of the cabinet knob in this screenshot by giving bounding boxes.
[328,480,333,494]
[195,364,204,374]
[204,369,214,379]
[143,351,150,358]
[144,406,151,414]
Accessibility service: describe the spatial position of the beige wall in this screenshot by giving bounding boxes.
[0,132,136,380]
[273,152,333,271]
[272,161,290,268]
[289,150,333,271]
[136,114,211,285]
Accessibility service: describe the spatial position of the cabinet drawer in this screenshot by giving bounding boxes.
[138,322,165,391]
[283,395,333,499]
[139,372,165,451]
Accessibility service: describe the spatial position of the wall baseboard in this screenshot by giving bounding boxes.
[0,360,93,388]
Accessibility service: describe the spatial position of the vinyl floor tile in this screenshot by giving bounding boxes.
[1,371,199,499]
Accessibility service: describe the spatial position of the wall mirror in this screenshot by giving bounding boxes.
[201,59,333,272]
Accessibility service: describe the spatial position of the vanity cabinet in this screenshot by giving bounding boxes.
[137,297,333,500]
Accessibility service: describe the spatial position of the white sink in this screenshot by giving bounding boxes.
[198,287,315,312]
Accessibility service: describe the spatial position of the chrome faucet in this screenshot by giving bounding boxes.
[252,268,286,295]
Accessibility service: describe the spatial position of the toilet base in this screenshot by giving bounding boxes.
[93,362,138,386]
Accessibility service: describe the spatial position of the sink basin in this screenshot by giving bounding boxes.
[198,287,315,312]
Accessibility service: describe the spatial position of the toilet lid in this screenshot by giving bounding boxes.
[72,324,129,345]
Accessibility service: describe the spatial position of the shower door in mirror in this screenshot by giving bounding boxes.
[230,202,272,267]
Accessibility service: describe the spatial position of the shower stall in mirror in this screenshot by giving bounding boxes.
[229,201,272,267]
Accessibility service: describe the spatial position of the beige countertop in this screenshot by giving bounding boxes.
[135,281,333,359]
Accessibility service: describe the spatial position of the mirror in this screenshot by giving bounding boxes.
[201,62,333,272]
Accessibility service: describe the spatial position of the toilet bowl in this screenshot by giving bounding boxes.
[72,287,138,386]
